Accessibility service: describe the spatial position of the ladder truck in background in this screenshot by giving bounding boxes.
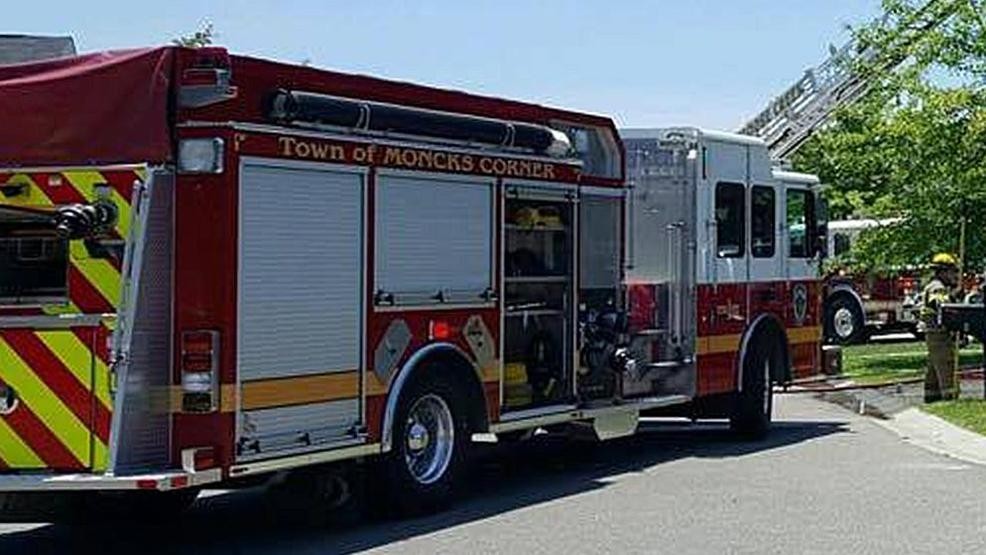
[738,0,963,344]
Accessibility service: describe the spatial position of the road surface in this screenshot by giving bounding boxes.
[3,394,986,554]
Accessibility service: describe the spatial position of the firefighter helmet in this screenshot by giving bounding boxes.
[931,252,958,268]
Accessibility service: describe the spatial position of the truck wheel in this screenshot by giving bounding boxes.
[826,296,865,344]
[380,368,468,515]
[730,340,774,439]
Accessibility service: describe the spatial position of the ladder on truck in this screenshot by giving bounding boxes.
[738,0,963,161]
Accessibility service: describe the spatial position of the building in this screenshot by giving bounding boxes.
[0,34,75,65]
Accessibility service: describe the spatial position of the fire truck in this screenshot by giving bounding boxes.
[823,218,922,343]
[0,46,824,520]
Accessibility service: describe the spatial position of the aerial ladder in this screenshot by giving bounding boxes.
[738,0,964,161]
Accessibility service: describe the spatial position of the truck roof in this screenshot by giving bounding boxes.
[621,127,768,147]
[0,46,620,169]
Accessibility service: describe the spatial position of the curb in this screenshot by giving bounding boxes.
[873,408,986,467]
[811,379,986,467]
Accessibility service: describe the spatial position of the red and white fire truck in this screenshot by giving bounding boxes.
[822,218,922,343]
[0,46,824,518]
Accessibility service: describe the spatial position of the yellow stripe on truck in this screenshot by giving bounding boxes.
[0,174,53,209]
[0,338,91,467]
[0,418,45,468]
[36,330,112,410]
[63,170,132,238]
[69,241,121,308]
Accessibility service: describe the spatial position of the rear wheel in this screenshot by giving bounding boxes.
[730,340,775,439]
[380,369,468,515]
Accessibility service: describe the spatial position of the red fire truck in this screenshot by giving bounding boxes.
[0,46,824,519]
[822,219,922,344]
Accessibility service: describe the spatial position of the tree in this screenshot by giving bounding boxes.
[793,0,986,272]
[173,22,216,48]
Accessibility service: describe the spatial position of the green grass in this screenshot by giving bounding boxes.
[924,400,986,436]
[841,340,981,385]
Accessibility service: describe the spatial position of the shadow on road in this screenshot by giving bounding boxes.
[1,418,848,555]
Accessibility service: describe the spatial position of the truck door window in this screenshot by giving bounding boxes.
[833,232,851,256]
[786,189,814,258]
[715,182,745,258]
[751,186,775,258]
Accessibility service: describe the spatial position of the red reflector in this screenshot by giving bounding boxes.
[136,479,158,490]
[194,447,217,470]
[430,320,452,340]
[183,331,215,355]
[182,354,213,372]
[170,476,190,489]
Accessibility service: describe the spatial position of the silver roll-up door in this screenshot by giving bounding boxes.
[237,160,364,459]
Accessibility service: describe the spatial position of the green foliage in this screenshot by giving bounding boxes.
[173,22,216,48]
[841,340,980,384]
[793,0,986,272]
[924,399,986,434]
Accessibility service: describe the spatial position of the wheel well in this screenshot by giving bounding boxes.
[826,289,863,317]
[380,344,490,453]
[425,349,490,434]
[739,315,791,386]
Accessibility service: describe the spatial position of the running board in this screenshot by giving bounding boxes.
[489,395,690,435]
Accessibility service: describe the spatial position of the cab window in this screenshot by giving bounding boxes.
[833,232,852,257]
[715,182,745,258]
[786,189,814,258]
[751,186,775,258]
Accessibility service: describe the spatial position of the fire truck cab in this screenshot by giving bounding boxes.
[622,128,825,420]
[0,47,824,520]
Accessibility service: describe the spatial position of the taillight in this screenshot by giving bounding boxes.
[181,330,219,413]
[181,446,217,472]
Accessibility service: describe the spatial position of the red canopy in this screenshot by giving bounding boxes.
[0,47,174,168]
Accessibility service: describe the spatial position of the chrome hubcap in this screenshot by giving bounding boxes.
[404,394,454,485]
[407,422,430,452]
[833,307,855,339]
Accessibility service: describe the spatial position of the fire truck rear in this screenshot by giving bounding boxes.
[0,47,825,520]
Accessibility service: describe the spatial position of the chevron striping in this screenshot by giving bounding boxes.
[0,417,45,469]
[0,336,92,467]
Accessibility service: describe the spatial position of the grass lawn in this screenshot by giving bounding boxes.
[841,340,982,385]
[924,400,986,436]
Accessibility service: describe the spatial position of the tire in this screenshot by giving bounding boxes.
[825,295,866,345]
[730,340,775,439]
[379,367,469,515]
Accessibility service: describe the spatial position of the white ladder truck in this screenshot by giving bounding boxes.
[738,0,963,344]
[738,0,962,162]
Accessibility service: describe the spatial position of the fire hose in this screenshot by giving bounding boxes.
[52,201,118,239]
[776,366,983,394]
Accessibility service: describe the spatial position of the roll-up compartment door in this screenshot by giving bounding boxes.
[237,161,364,460]
[375,173,494,306]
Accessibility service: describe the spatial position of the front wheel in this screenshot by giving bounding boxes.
[826,296,866,345]
[380,369,468,515]
[730,340,775,439]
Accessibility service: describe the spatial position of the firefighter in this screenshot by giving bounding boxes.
[920,253,962,403]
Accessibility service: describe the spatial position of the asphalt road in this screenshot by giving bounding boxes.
[4,394,986,554]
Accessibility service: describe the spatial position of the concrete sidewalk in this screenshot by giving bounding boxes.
[808,377,986,467]
[876,407,986,467]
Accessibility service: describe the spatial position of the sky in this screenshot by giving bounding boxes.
[6,1,882,130]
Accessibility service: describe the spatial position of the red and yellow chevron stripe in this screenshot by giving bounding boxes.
[0,167,141,471]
